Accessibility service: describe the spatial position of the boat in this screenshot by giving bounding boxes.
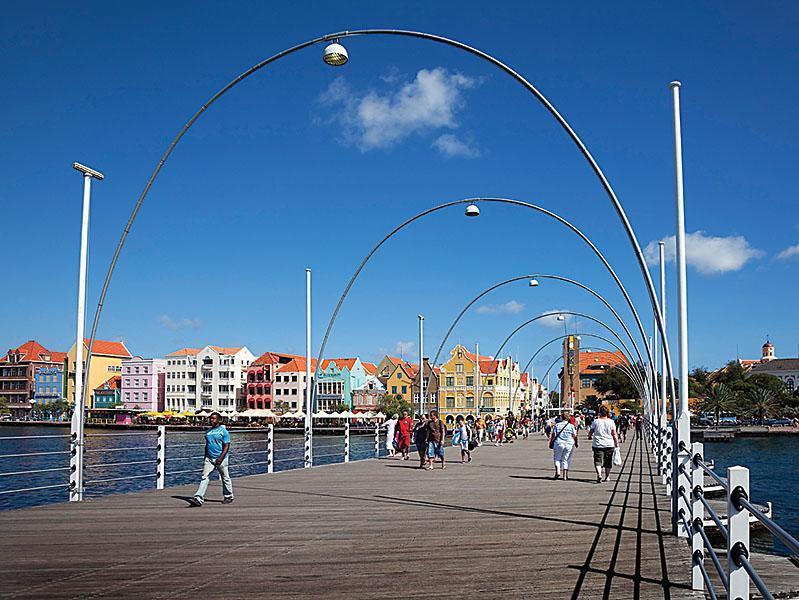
[703,500,772,531]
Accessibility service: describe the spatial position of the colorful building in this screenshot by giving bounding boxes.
[384,361,417,407]
[273,357,317,412]
[66,339,132,408]
[316,358,369,411]
[121,357,166,412]
[576,349,629,403]
[412,358,440,415]
[1,341,67,418]
[93,376,122,408]
[164,345,254,413]
[352,376,385,412]
[245,352,302,410]
[34,364,65,405]
[375,355,408,387]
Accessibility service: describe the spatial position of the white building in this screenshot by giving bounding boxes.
[164,346,254,413]
[272,357,315,411]
[745,341,799,394]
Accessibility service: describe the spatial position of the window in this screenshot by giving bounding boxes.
[445,377,454,386]
[581,378,591,389]
[391,386,397,394]
[276,389,282,395]
[466,376,474,386]
[456,363,463,372]
[291,388,297,395]
[135,366,140,374]
[466,396,474,408]
[446,396,455,408]
[291,375,297,382]
[401,386,407,394]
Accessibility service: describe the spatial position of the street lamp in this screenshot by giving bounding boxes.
[465,203,480,217]
[70,161,104,503]
[528,279,539,287]
[322,41,349,66]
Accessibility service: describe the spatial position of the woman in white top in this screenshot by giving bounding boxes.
[549,409,578,480]
[588,405,620,483]
[385,414,398,457]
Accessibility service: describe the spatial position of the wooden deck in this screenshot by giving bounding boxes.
[0,432,704,599]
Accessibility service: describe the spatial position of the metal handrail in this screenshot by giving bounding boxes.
[696,521,729,590]
[0,450,72,459]
[696,458,728,489]
[312,453,344,460]
[232,450,268,457]
[0,434,72,440]
[166,455,205,462]
[164,468,195,476]
[0,482,70,496]
[696,558,718,600]
[697,493,729,539]
[84,446,155,454]
[738,495,799,556]
[84,431,156,437]
[738,552,775,600]
[164,443,206,449]
[85,472,158,485]
[0,466,71,478]
[87,459,154,469]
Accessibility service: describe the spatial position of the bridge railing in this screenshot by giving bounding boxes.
[648,417,799,600]
[0,423,388,509]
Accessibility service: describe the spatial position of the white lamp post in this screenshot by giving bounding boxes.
[69,162,104,502]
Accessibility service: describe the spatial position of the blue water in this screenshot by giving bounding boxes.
[0,425,387,511]
[702,435,799,556]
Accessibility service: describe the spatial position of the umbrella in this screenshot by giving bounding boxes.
[374,412,386,419]
[339,410,356,419]
[315,411,333,418]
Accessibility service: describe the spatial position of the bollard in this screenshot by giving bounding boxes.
[69,418,83,502]
[344,420,350,463]
[374,423,380,458]
[267,423,274,474]
[690,442,704,591]
[728,466,750,600]
[156,425,166,490]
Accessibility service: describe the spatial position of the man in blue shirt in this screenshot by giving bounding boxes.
[189,412,234,506]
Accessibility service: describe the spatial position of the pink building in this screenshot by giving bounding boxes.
[121,356,166,411]
[246,352,302,410]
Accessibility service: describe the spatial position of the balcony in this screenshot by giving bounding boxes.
[201,363,213,371]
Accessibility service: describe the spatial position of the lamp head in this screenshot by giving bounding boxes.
[528,279,539,287]
[323,41,349,66]
[556,315,566,322]
[464,203,480,217]
[72,162,104,180]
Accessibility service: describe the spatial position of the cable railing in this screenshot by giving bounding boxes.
[0,422,389,510]
[645,418,799,600]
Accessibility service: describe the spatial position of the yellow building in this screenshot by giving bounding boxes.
[66,338,131,407]
[384,361,418,407]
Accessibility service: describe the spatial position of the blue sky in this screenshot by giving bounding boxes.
[2,1,797,375]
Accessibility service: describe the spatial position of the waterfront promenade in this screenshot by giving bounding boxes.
[2,434,699,599]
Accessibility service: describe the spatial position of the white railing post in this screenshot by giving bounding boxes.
[267,423,274,474]
[728,466,750,600]
[304,418,312,469]
[374,423,380,458]
[676,437,691,538]
[344,420,350,463]
[665,426,673,496]
[156,425,166,490]
[690,442,704,591]
[68,425,83,502]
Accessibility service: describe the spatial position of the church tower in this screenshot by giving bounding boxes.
[761,339,775,362]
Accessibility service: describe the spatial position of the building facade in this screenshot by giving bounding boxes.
[384,362,417,407]
[245,352,301,410]
[93,376,122,408]
[575,349,629,404]
[34,364,65,406]
[1,341,67,418]
[273,357,316,412]
[352,376,385,412]
[66,339,131,408]
[164,346,254,413]
[121,357,166,411]
[315,358,368,411]
[746,341,799,393]
[412,358,440,416]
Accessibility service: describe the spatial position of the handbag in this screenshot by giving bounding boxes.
[613,447,622,466]
[452,429,461,446]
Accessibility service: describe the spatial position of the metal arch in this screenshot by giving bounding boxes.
[431,273,645,370]
[490,310,645,395]
[81,28,675,419]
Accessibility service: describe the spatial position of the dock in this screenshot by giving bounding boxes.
[0,432,790,599]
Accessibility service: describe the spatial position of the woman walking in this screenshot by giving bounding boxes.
[588,405,620,483]
[455,415,472,463]
[395,410,413,460]
[385,413,398,457]
[549,409,578,480]
[412,413,428,468]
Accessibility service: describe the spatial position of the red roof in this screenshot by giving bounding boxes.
[579,351,628,373]
[95,375,122,391]
[1,340,67,364]
[166,347,201,357]
[320,358,360,371]
[207,346,243,355]
[252,351,304,366]
[362,362,377,375]
[521,372,529,384]
[479,360,499,374]
[276,357,318,373]
[83,339,131,358]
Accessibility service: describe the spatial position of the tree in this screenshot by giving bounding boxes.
[619,399,642,414]
[689,367,711,398]
[700,383,735,427]
[594,367,640,400]
[273,400,290,415]
[742,387,781,425]
[378,394,411,417]
[0,397,9,415]
[580,394,600,413]
[334,401,349,413]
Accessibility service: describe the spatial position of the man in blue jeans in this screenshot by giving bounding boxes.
[189,412,234,506]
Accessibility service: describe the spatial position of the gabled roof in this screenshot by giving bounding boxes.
[1,340,66,364]
[578,351,628,372]
[207,346,243,355]
[252,351,304,366]
[479,360,499,374]
[386,356,405,366]
[750,358,799,372]
[83,339,131,358]
[362,362,377,375]
[521,372,529,384]
[276,357,318,373]
[95,375,122,391]
[166,347,201,357]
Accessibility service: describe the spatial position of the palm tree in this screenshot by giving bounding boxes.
[701,383,735,428]
[744,388,781,425]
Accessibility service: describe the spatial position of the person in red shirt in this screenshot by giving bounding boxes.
[395,410,414,460]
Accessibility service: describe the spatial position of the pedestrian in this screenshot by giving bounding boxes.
[475,416,486,446]
[522,415,531,439]
[454,415,472,463]
[588,405,620,483]
[494,417,504,446]
[385,413,398,457]
[617,414,629,443]
[189,412,234,506]
[395,410,413,460]
[413,413,429,468]
[486,417,495,443]
[634,414,643,439]
[549,409,578,480]
[425,410,446,470]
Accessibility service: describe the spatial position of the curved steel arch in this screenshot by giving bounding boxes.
[81,29,675,424]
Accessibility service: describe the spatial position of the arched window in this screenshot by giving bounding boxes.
[787,378,795,393]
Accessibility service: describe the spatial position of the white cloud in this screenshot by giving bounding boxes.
[393,341,415,356]
[538,310,571,328]
[319,68,477,153]
[644,231,764,275]
[776,243,799,261]
[432,133,479,158]
[157,315,201,331]
[476,300,525,315]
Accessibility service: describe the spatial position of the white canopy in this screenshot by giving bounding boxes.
[374,412,386,419]
[314,411,333,418]
[281,410,305,419]
[241,408,277,418]
[338,410,356,418]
